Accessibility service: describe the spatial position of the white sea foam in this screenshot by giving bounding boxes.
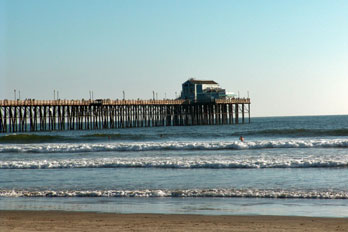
[1,139,348,153]
[1,188,348,199]
[1,156,348,169]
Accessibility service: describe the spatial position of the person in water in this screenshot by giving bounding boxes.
[239,136,244,142]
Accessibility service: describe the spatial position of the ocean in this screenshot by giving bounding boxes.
[1,115,348,217]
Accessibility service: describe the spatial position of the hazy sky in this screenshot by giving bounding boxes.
[1,0,347,117]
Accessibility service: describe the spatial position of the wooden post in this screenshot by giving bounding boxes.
[235,104,239,124]
[242,104,245,124]
[249,103,251,123]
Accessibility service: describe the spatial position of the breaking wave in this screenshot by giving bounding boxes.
[1,139,348,153]
[2,156,348,169]
[1,188,348,199]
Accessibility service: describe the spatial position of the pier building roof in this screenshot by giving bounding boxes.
[185,79,218,85]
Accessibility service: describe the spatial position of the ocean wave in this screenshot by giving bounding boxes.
[0,133,145,144]
[241,129,348,137]
[81,133,149,140]
[1,139,348,153]
[2,128,348,144]
[0,134,68,143]
[1,188,348,199]
[2,156,348,169]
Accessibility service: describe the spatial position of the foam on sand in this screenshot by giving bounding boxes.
[2,188,348,199]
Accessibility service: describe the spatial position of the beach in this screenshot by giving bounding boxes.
[1,211,348,232]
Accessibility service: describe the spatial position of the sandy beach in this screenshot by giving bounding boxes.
[1,211,348,232]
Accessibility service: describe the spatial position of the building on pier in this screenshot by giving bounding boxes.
[180,78,237,102]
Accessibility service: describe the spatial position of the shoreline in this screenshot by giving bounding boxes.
[1,210,348,231]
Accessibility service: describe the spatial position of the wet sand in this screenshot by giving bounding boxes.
[1,210,348,231]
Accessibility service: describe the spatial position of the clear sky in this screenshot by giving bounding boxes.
[1,0,347,117]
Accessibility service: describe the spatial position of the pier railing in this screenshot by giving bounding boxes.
[0,98,250,106]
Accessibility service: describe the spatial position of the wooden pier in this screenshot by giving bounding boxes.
[0,98,250,133]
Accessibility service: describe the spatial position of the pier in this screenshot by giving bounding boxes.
[0,98,250,133]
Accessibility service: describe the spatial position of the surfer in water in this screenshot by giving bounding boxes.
[239,136,244,142]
